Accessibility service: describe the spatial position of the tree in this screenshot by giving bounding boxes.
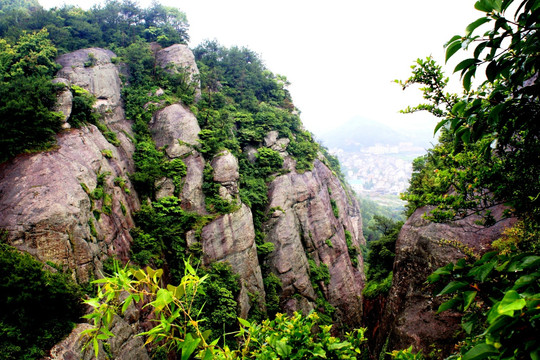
[0,29,63,163]
[399,0,540,223]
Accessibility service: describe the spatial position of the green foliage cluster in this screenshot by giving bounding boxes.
[429,247,540,360]
[0,243,83,360]
[357,196,404,242]
[68,85,99,127]
[307,258,335,324]
[193,41,319,173]
[363,216,403,299]
[330,198,339,218]
[345,230,361,268]
[0,0,189,52]
[202,162,240,214]
[0,29,62,162]
[130,196,202,281]
[399,0,540,224]
[194,262,241,344]
[396,2,540,358]
[82,261,367,359]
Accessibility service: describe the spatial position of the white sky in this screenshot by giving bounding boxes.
[40,0,480,138]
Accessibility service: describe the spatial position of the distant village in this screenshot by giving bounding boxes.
[330,142,426,200]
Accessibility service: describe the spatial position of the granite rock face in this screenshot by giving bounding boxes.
[0,49,139,282]
[0,44,370,355]
[373,205,516,358]
[265,159,365,327]
[156,44,201,102]
[149,103,201,159]
[201,204,266,318]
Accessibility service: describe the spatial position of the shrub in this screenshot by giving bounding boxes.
[0,243,83,360]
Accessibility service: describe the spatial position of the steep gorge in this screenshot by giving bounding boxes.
[0,43,366,356]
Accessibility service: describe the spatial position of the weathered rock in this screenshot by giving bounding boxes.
[52,78,73,125]
[180,152,206,213]
[47,317,150,360]
[265,159,365,327]
[149,103,200,159]
[201,204,266,317]
[56,48,121,110]
[211,150,239,183]
[55,47,135,163]
[211,150,239,200]
[156,44,201,101]
[374,205,516,358]
[0,126,139,282]
[264,130,290,153]
[155,177,175,199]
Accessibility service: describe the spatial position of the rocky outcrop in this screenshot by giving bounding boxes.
[149,103,200,159]
[47,317,149,360]
[201,204,266,318]
[265,159,365,327]
[373,205,516,358]
[0,43,369,356]
[0,48,138,282]
[156,44,201,102]
[211,150,240,201]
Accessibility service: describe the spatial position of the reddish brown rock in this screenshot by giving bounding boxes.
[265,159,365,327]
[201,204,266,317]
[374,205,516,358]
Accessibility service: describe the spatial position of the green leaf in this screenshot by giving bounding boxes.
[438,281,469,295]
[513,274,539,289]
[463,343,498,360]
[485,61,498,82]
[93,337,99,359]
[462,318,475,334]
[433,118,449,136]
[468,260,495,282]
[274,338,292,357]
[463,69,475,92]
[519,256,540,270]
[238,317,251,328]
[437,297,460,313]
[498,290,526,314]
[446,40,463,62]
[181,333,201,360]
[475,0,495,12]
[466,17,491,36]
[328,341,351,350]
[463,291,477,311]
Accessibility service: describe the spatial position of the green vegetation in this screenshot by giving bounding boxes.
[0,29,63,163]
[362,216,403,299]
[0,242,83,360]
[82,261,367,359]
[428,230,540,359]
[396,0,540,358]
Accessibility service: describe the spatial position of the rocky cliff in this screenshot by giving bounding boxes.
[0,43,366,355]
[371,205,515,358]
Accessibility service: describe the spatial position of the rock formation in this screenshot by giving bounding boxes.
[265,159,365,327]
[0,43,367,356]
[0,48,139,282]
[372,205,516,358]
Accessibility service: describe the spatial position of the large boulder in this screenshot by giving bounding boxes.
[0,48,139,282]
[55,47,135,161]
[156,44,201,102]
[201,204,266,317]
[149,103,201,159]
[0,126,139,282]
[373,205,516,358]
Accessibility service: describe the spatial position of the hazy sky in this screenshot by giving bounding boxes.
[40,0,480,138]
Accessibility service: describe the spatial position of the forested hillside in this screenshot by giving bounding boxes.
[0,0,538,359]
